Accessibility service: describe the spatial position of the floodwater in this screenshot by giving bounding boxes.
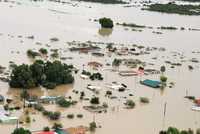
[0,0,200,133]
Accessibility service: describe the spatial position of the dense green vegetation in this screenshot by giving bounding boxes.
[143,3,200,15]
[99,18,114,28]
[12,128,31,134]
[56,97,76,108]
[159,127,198,134]
[76,0,127,4]
[9,60,74,89]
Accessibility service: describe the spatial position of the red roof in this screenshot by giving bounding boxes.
[37,132,56,134]
[195,99,200,105]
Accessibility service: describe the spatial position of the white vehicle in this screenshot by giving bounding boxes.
[80,74,89,79]
[191,105,200,111]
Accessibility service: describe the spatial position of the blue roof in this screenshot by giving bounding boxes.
[55,129,68,134]
[140,79,161,88]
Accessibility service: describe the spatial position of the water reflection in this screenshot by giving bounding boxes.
[98,28,113,37]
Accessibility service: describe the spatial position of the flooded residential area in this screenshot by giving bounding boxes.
[0,0,200,133]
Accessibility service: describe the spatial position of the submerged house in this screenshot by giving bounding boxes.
[140,79,161,88]
[0,106,18,124]
[39,96,61,103]
[25,99,38,106]
[119,70,138,76]
[88,61,103,68]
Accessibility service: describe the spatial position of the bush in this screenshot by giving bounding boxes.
[89,73,103,80]
[125,100,135,108]
[89,122,97,132]
[140,97,149,103]
[160,76,168,83]
[52,123,63,130]
[67,114,74,119]
[196,128,200,134]
[25,116,31,123]
[56,97,72,108]
[51,52,59,58]
[42,110,50,116]
[112,59,122,66]
[90,97,100,105]
[39,48,48,55]
[99,18,114,28]
[82,70,91,76]
[27,50,40,58]
[12,127,31,134]
[34,104,44,111]
[50,37,59,42]
[49,111,61,120]
[43,127,50,131]
[77,114,83,118]
[102,102,108,108]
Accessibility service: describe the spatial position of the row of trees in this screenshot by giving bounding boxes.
[160,127,200,134]
[9,60,74,89]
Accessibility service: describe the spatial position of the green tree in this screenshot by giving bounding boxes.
[90,97,100,105]
[52,123,63,130]
[160,65,166,74]
[125,100,135,108]
[160,76,168,83]
[12,128,31,134]
[39,48,48,55]
[89,122,97,131]
[167,127,179,134]
[9,64,37,89]
[43,126,50,131]
[9,60,74,89]
[99,18,114,28]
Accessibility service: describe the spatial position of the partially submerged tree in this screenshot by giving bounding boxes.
[9,60,74,89]
[90,97,100,105]
[99,17,114,28]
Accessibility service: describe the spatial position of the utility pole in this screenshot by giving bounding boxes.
[23,89,25,109]
[162,102,167,130]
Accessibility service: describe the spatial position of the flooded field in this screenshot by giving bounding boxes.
[0,0,200,133]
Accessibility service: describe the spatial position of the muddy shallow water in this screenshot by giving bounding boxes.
[0,0,200,133]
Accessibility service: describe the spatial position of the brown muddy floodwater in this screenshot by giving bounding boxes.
[0,0,200,133]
